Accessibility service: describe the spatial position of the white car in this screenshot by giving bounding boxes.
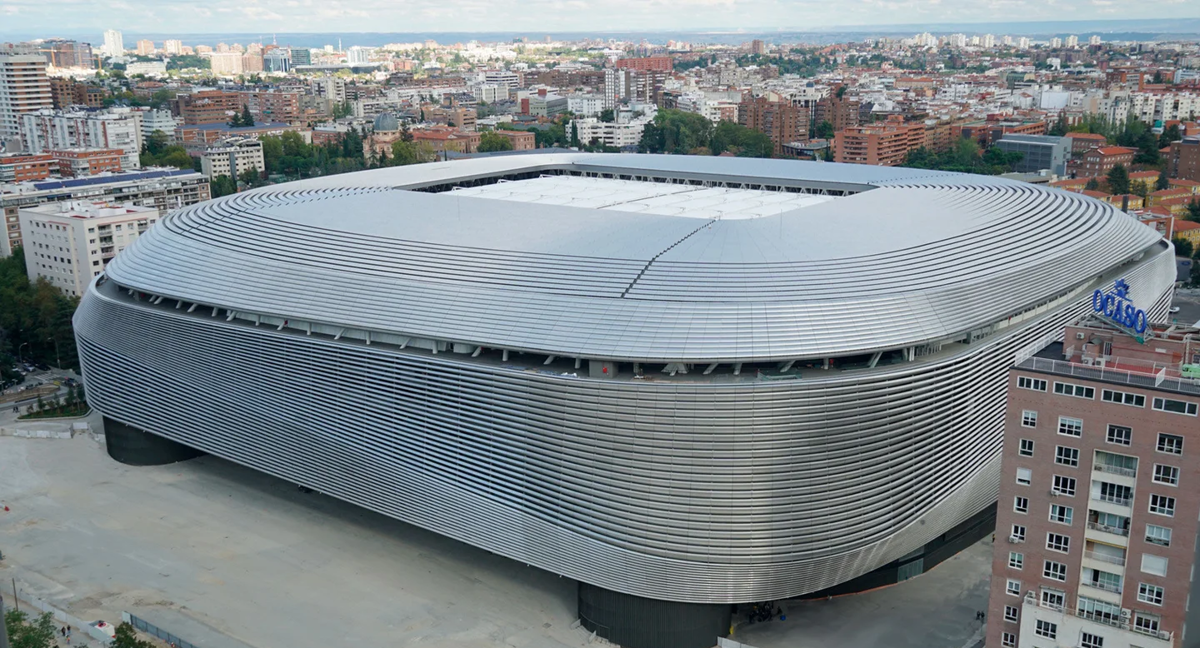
[1169,306,1181,314]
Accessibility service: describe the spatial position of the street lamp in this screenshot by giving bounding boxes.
[46,337,60,369]
[17,342,29,364]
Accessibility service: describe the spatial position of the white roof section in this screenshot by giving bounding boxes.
[103,153,1164,362]
[451,176,835,219]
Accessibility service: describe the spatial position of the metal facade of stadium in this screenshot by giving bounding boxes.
[74,154,1176,645]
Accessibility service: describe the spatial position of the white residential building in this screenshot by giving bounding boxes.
[126,61,168,77]
[19,107,144,170]
[208,52,244,76]
[482,70,520,89]
[139,108,178,143]
[18,200,159,297]
[473,84,508,104]
[567,94,605,117]
[163,40,184,56]
[102,30,124,57]
[346,46,371,65]
[574,116,649,149]
[201,137,264,180]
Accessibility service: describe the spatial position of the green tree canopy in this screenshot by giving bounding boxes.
[1156,170,1170,191]
[112,622,155,648]
[1085,177,1101,191]
[598,109,615,123]
[1174,237,1194,258]
[478,131,514,153]
[0,248,80,370]
[1107,163,1130,195]
[812,120,835,140]
[210,174,237,198]
[4,608,56,648]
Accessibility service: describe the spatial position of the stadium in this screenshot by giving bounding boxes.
[73,154,1176,648]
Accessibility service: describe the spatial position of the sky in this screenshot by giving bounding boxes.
[1,0,1199,36]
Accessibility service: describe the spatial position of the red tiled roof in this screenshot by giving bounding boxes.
[1065,132,1106,140]
[1094,146,1136,156]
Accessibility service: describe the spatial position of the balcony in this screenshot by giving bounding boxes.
[1094,492,1133,507]
[1095,464,1137,478]
[1085,550,1126,566]
[1087,521,1129,536]
[1083,580,1122,594]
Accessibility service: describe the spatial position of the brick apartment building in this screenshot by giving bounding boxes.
[1069,146,1137,179]
[1066,132,1109,157]
[0,54,53,141]
[240,90,301,124]
[813,87,861,132]
[1167,137,1199,183]
[49,77,106,109]
[51,148,123,177]
[493,129,535,150]
[0,152,54,182]
[614,56,673,72]
[178,90,243,125]
[740,93,807,156]
[834,115,926,166]
[957,118,1048,148]
[985,313,1200,648]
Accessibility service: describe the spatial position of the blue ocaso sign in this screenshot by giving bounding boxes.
[1092,279,1147,334]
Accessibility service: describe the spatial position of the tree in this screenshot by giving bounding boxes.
[1152,70,1164,84]
[238,166,261,188]
[1159,123,1181,149]
[4,609,56,648]
[598,108,615,123]
[1048,113,1069,137]
[1174,237,1194,259]
[240,105,255,128]
[1156,170,1170,191]
[143,130,169,158]
[570,121,581,149]
[1106,164,1130,195]
[1131,180,1150,199]
[478,131,514,153]
[1084,177,1101,191]
[209,174,236,198]
[812,120,835,140]
[1187,199,1200,223]
[111,622,154,648]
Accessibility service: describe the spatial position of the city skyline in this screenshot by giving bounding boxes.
[2,0,1200,38]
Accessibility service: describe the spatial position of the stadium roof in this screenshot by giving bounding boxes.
[104,153,1164,363]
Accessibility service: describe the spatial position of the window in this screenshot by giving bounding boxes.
[1040,587,1065,609]
[1008,551,1024,569]
[1047,532,1070,553]
[1058,416,1083,437]
[1054,381,1095,399]
[1016,468,1032,485]
[1018,376,1047,391]
[1134,612,1160,636]
[1003,605,1018,622]
[1152,397,1197,416]
[1055,445,1079,467]
[1146,524,1172,547]
[1043,560,1068,581]
[1052,475,1075,496]
[1152,464,1179,486]
[1011,524,1026,542]
[1001,632,1016,648]
[1021,410,1038,427]
[1102,389,1146,407]
[1005,578,1021,596]
[1019,439,1035,456]
[1081,632,1104,648]
[1078,596,1122,625]
[1083,567,1122,593]
[1049,504,1072,525]
[1138,583,1164,606]
[1149,494,1175,517]
[1156,433,1183,455]
[1035,619,1057,639]
[1013,496,1028,513]
[1141,554,1168,577]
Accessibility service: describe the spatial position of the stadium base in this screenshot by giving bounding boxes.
[578,582,733,648]
[103,417,205,466]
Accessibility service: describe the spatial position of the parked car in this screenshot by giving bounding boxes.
[1169,306,1181,314]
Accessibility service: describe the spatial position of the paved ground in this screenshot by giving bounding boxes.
[734,538,992,648]
[1170,288,1200,328]
[0,431,996,648]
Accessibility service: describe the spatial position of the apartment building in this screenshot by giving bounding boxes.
[834,116,926,166]
[986,313,1200,648]
[1069,146,1137,179]
[49,77,105,109]
[0,55,53,142]
[19,107,143,170]
[0,168,210,257]
[178,90,243,125]
[740,93,807,156]
[614,56,673,72]
[492,130,535,151]
[241,90,300,124]
[51,148,123,177]
[19,200,159,296]
[573,118,648,150]
[201,137,265,180]
[0,153,53,183]
[1168,137,1200,183]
